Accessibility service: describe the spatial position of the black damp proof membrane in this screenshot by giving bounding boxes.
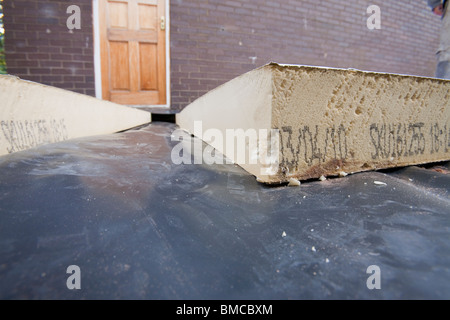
[0,123,448,299]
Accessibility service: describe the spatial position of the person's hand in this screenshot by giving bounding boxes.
[433,4,444,16]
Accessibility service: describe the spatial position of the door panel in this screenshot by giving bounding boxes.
[139,4,157,30]
[140,43,158,90]
[109,2,128,28]
[110,42,130,90]
[100,0,166,105]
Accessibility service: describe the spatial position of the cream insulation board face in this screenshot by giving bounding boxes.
[177,63,450,184]
[176,66,274,180]
[0,75,151,156]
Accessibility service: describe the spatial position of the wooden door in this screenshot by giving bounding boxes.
[99,0,166,105]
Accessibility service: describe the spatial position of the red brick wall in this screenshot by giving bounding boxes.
[3,1,443,110]
[169,0,442,111]
[3,0,95,96]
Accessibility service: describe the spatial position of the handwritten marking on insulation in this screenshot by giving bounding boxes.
[279,122,449,169]
[279,124,348,168]
[1,119,69,153]
[370,122,449,160]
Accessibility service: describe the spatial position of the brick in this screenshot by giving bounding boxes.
[14,31,38,40]
[71,69,95,76]
[41,75,63,83]
[62,47,83,55]
[13,60,39,67]
[63,76,84,82]
[51,68,73,75]
[84,62,94,70]
[63,61,85,69]
[84,76,95,83]
[32,53,50,60]
[74,82,94,89]
[50,39,73,47]
[17,46,39,53]
[29,68,52,74]
[57,82,76,89]
[36,17,59,25]
[4,53,26,60]
[37,46,61,54]
[4,0,96,96]
[6,68,29,75]
[27,39,49,47]
[50,53,73,61]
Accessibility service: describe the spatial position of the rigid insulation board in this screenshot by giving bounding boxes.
[0,75,152,156]
[176,63,450,184]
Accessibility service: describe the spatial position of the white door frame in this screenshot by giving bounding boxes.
[92,0,171,108]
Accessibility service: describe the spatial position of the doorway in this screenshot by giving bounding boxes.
[97,0,168,106]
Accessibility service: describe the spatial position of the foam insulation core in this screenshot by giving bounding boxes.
[176,63,450,184]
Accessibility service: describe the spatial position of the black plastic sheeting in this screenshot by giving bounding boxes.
[0,123,449,299]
